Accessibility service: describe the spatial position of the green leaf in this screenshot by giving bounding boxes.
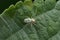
[0,0,60,40]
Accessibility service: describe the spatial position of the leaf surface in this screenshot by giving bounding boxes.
[0,0,60,40]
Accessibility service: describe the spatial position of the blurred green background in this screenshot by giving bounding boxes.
[0,0,24,14]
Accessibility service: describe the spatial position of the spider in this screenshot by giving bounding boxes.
[24,18,35,24]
